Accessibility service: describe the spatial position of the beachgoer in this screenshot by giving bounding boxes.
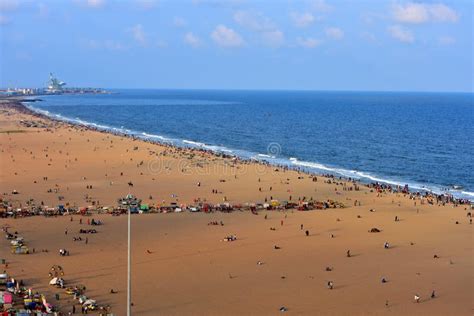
[327,281,333,289]
[346,250,351,257]
[414,294,420,303]
[431,290,436,298]
[305,230,309,236]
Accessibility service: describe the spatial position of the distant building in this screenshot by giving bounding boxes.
[47,73,66,93]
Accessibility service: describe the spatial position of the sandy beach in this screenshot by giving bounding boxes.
[1,99,472,315]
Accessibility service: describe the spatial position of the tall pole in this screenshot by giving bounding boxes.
[127,205,131,316]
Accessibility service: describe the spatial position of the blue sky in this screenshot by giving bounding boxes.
[1,0,472,92]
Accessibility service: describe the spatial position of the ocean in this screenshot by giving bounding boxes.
[25,89,474,199]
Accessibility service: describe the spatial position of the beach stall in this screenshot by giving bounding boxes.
[1,291,13,312]
[11,245,29,254]
[0,273,8,286]
[118,194,141,213]
[0,291,13,304]
[79,207,89,216]
[10,237,24,247]
[139,204,149,213]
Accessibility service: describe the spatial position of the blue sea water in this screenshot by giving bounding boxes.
[26,89,474,199]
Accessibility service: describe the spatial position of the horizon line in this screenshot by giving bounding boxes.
[1,86,473,94]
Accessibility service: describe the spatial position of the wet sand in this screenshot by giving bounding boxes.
[1,100,472,315]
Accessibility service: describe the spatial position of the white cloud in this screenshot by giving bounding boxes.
[429,4,459,22]
[184,32,202,48]
[392,3,428,23]
[38,3,49,18]
[135,0,157,10]
[325,27,344,40]
[104,40,125,50]
[311,0,333,12]
[233,10,274,32]
[392,2,458,24]
[296,37,322,48]
[16,51,32,62]
[438,36,455,45]
[73,0,106,9]
[130,24,146,45]
[234,10,284,47]
[156,40,167,48]
[388,25,414,43]
[83,39,99,49]
[0,14,10,25]
[262,30,284,47]
[86,0,105,8]
[173,17,187,27]
[0,0,19,11]
[361,12,384,25]
[211,24,244,47]
[290,11,315,28]
[360,32,377,43]
[82,39,125,51]
[192,0,243,7]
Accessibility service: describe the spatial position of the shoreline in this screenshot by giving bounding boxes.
[10,96,472,204]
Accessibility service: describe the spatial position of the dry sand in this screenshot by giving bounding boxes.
[1,101,472,315]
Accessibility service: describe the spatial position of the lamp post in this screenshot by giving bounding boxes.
[127,204,131,316]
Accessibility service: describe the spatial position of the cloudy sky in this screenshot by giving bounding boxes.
[1,0,472,92]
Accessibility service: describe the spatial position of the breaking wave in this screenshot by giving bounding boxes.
[24,102,473,200]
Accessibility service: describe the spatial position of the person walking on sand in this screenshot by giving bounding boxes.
[327,281,333,289]
[414,294,420,303]
[431,290,436,298]
[346,250,351,258]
